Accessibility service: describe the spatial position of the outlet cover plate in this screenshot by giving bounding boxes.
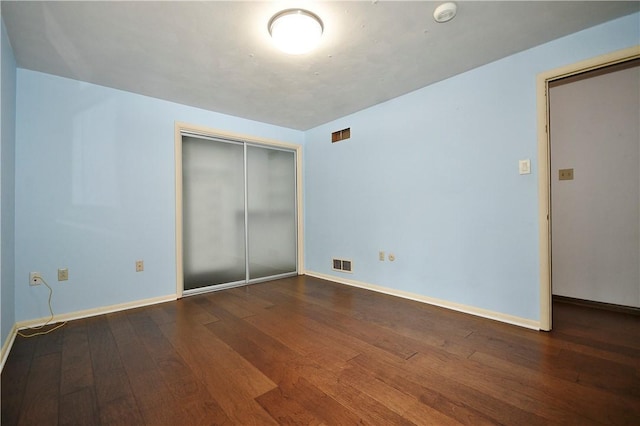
[559,168,574,180]
[29,272,42,286]
[58,268,69,281]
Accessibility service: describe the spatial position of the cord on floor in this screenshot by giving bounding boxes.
[17,276,66,338]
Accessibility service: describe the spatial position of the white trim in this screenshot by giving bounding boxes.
[174,122,304,297]
[536,67,552,331]
[2,294,175,371]
[175,123,185,298]
[536,46,640,331]
[15,294,176,331]
[176,122,301,151]
[305,271,540,330]
[1,323,18,372]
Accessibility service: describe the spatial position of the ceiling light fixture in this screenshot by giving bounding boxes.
[433,2,458,23]
[268,9,324,55]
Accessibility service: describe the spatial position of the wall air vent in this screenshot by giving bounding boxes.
[332,258,353,273]
[331,127,351,143]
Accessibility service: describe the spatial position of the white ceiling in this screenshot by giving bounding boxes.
[3,1,638,130]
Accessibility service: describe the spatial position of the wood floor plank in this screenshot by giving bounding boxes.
[204,304,417,424]
[59,387,99,426]
[203,291,259,319]
[228,285,276,310]
[87,315,144,425]
[553,303,640,350]
[244,306,362,363]
[187,290,366,423]
[147,301,179,327]
[17,352,60,426]
[273,279,478,359]
[140,301,177,326]
[550,329,640,368]
[168,319,276,398]
[60,320,93,396]
[205,312,302,384]
[2,276,639,425]
[107,312,190,425]
[175,296,221,325]
[179,398,236,426]
[1,336,36,425]
[411,346,616,424]
[276,279,481,357]
[338,362,471,425]
[93,366,144,425]
[158,320,278,424]
[271,376,365,425]
[348,352,549,426]
[284,276,476,338]
[296,351,429,426]
[127,309,233,424]
[464,326,639,394]
[1,357,31,425]
[255,385,326,425]
[32,324,64,358]
[4,332,37,362]
[87,315,125,374]
[256,287,422,360]
[468,350,640,424]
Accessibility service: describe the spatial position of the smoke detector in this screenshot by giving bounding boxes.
[433,2,457,23]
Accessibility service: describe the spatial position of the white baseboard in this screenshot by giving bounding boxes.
[15,294,177,331]
[0,294,177,373]
[1,323,18,372]
[0,294,177,371]
[3,273,540,371]
[304,271,540,330]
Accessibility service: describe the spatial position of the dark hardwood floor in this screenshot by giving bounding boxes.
[2,275,639,425]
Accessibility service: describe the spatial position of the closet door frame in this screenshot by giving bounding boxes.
[174,122,304,298]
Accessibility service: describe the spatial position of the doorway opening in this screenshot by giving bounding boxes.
[537,46,640,330]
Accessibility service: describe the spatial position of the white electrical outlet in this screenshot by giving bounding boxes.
[379,251,385,261]
[29,272,43,286]
[136,260,144,272]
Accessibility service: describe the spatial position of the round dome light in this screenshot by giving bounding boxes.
[268,9,324,55]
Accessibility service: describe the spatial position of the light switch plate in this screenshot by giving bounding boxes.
[519,159,531,175]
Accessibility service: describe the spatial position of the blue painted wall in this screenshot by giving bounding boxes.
[8,11,640,327]
[304,13,640,321]
[14,70,303,322]
[1,15,17,344]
